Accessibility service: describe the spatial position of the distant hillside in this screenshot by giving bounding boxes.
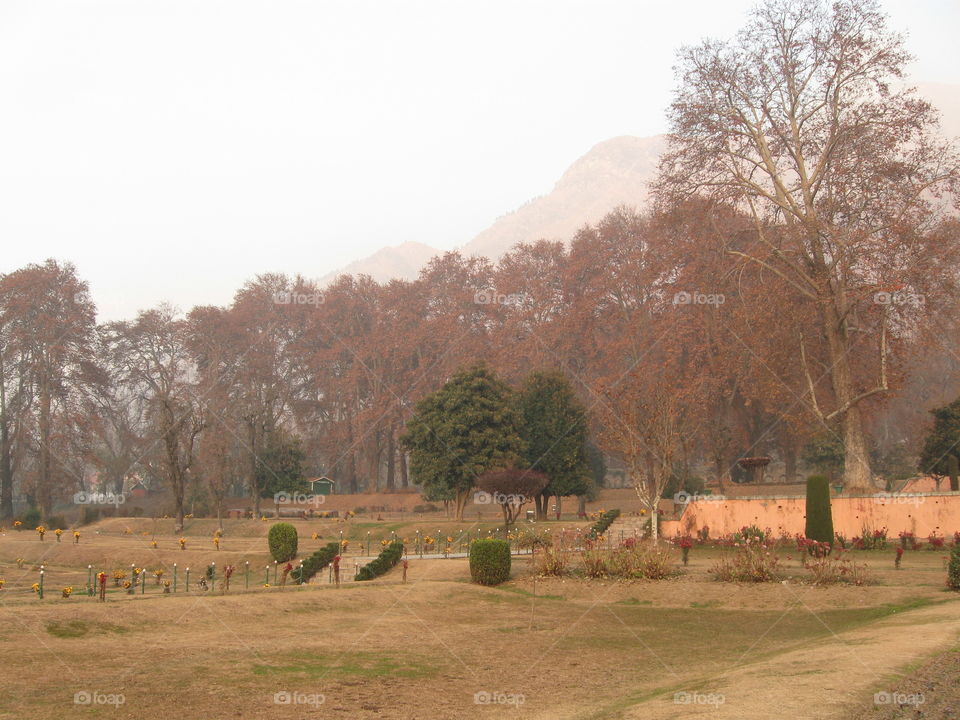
[320,82,958,282]
[461,134,666,261]
[319,240,439,285]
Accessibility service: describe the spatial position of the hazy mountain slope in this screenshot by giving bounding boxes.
[319,241,439,285]
[320,82,957,282]
[461,135,666,261]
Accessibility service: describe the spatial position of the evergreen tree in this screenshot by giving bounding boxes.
[516,370,591,519]
[401,365,524,520]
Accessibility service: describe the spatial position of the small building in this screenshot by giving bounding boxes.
[307,477,335,496]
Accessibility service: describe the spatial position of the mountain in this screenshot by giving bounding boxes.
[318,241,439,285]
[461,134,666,261]
[320,81,958,284]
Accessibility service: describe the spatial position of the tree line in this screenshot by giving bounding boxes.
[1,0,959,528]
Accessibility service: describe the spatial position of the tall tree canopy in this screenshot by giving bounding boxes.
[401,365,524,520]
[657,0,960,490]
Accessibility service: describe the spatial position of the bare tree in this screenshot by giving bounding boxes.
[657,0,960,490]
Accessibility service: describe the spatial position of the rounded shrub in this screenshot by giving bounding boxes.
[804,475,834,545]
[949,544,960,590]
[469,538,511,586]
[268,522,298,562]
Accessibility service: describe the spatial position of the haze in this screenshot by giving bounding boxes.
[1,0,958,320]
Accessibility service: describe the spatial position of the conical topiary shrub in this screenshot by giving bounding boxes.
[804,475,834,546]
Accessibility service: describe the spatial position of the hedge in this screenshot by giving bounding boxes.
[804,475,834,546]
[949,544,960,591]
[469,538,511,585]
[356,540,404,581]
[268,522,299,562]
[292,542,339,584]
[587,509,620,540]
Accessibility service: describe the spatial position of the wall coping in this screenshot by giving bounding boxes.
[683,491,960,503]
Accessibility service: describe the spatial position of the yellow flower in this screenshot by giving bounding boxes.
[73,531,80,537]
[14,520,22,527]
[380,539,389,547]
[55,529,63,536]
[0,579,5,589]
[311,533,319,540]
[150,540,158,548]
[446,536,454,543]
[122,580,131,589]
[32,582,40,593]
[62,587,73,598]
[263,583,271,588]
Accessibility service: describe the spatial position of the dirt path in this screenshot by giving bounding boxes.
[607,598,960,720]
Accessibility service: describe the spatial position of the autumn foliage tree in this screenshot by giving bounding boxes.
[475,468,548,527]
[657,0,960,491]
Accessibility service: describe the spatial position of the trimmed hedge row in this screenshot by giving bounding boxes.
[268,522,298,562]
[292,542,339,584]
[587,509,620,539]
[356,540,404,581]
[949,544,960,590]
[469,538,511,585]
[804,475,834,545]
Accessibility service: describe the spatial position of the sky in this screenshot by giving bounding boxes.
[1,0,958,321]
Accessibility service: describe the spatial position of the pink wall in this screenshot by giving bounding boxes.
[675,493,960,540]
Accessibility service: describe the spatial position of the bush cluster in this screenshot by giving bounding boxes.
[356,540,404,581]
[268,522,298,562]
[292,542,339,584]
[586,509,620,540]
[578,543,676,580]
[949,545,960,591]
[469,538,511,585]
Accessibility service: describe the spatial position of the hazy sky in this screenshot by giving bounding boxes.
[1,0,958,320]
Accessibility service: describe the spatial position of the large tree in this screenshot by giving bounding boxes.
[0,260,97,520]
[401,364,524,521]
[516,369,591,519]
[919,398,960,491]
[107,306,204,531]
[657,0,960,491]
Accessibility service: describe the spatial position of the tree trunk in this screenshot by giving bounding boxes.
[534,492,548,520]
[38,370,52,522]
[0,419,13,521]
[781,434,798,484]
[249,420,261,519]
[554,495,562,520]
[949,454,959,492]
[822,300,873,491]
[577,495,586,517]
[399,450,408,488]
[385,427,396,491]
